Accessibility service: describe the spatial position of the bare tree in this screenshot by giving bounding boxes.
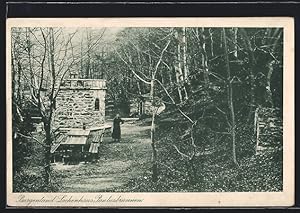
[115,28,172,181]
[222,28,238,166]
[12,27,79,186]
[80,28,106,78]
[174,28,188,102]
[115,28,203,183]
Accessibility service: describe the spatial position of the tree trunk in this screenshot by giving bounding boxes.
[11,52,16,102]
[151,111,158,182]
[175,35,184,103]
[182,27,188,81]
[150,79,158,182]
[17,61,22,106]
[228,85,238,166]
[25,28,35,100]
[42,27,55,188]
[43,120,52,187]
[86,31,91,79]
[233,28,238,58]
[200,28,210,93]
[209,28,214,57]
[266,60,275,107]
[191,160,197,184]
[80,37,84,78]
[175,28,188,102]
[240,29,256,123]
[86,58,90,79]
[182,27,189,100]
[222,28,238,166]
[136,81,144,116]
[254,107,260,154]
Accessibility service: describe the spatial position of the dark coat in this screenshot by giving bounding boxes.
[112,117,124,139]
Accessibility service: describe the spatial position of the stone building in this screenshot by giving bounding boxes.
[53,79,106,129]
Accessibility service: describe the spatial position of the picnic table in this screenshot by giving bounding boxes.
[51,124,112,163]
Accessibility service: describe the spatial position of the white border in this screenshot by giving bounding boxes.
[6,17,295,207]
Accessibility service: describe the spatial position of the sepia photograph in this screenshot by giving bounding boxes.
[6,18,294,207]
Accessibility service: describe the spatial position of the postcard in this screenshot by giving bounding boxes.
[6,17,294,207]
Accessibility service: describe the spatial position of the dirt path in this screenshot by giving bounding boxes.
[53,120,152,192]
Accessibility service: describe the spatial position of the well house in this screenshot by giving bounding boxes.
[53,79,107,129]
[51,79,109,163]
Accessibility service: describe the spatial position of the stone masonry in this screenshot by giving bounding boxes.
[53,79,106,129]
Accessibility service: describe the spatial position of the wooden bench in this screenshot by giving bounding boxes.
[88,129,105,154]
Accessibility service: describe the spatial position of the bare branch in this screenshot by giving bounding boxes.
[114,48,151,85]
[155,79,194,124]
[172,144,190,159]
[153,39,171,78]
[16,132,48,148]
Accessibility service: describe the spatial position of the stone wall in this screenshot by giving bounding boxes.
[53,79,106,129]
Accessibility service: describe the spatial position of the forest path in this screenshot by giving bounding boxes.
[53,120,152,192]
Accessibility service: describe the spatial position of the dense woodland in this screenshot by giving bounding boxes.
[11,27,283,192]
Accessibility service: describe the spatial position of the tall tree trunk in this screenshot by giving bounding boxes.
[209,28,214,57]
[175,28,188,102]
[25,28,35,100]
[175,36,184,103]
[11,52,16,102]
[43,120,52,187]
[222,28,238,166]
[17,61,22,106]
[200,28,210,93]
[136,81,144,116]
[150,79,158,182]
[86,30,91,78]
[182,27,188,81]
[86,56,90,78]
[233,28,238,58]
[50,29,56,87]
[266,60,275,107]
[80,36,84,78]
[240,29,255,123]
[194,28,210,94]
[42,27,55,187]
[182,27,189,100]
[254,107,260,154]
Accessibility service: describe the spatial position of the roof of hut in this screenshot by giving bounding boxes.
[51,126,109,153]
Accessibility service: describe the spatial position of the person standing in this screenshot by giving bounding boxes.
[112,114,124,142]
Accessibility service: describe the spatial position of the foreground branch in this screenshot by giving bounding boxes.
[16,132,48,147]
